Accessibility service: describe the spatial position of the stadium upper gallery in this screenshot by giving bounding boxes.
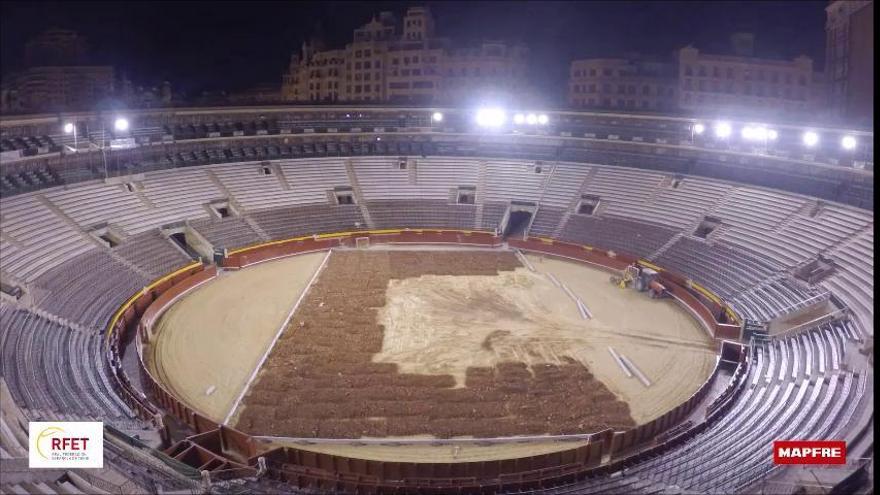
[0,1,874,494]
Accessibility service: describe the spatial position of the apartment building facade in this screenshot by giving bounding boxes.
[281,7,530,105]
[568,57,677,112]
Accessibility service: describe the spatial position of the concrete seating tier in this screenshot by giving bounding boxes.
[249,204,365,240]
[0,305,135,421]
[189,217,261,250]
[32,250,148,331]
[113,231,193,279]
[277,158,352,205]
[560,214,679,259]
[653,237,781,300]
[0,195,95,283]
[366,200,477,230]
[528,207,566,238]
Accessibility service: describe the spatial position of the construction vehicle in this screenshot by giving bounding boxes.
[611,263,669,299]
[610,264,640,289]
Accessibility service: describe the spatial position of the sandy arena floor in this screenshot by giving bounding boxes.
[150,246,716,445]
[148,252,326,419]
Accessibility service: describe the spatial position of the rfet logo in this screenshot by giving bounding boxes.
[773,440,846,465]
[29,422,103,468]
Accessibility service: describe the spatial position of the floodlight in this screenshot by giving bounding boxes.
[741,126,755,140]
[537,114,549,125]
[841,135,857,150]
[714,122,732,138]
[693,123,705,135]
[767,129,778,141]
[114,117,129,132]
[802,131,819,147]
[475,108,506,128]
[526,113,538,125]
[513,113,525,124]
[432,112,443,122]
[64,123,75,134]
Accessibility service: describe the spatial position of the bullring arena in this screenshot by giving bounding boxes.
[0,106,874,495]
[149,246,715,450]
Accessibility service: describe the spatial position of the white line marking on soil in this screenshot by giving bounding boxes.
[619,353,652,388]
[608,347,632,378]
[223,249,333,425]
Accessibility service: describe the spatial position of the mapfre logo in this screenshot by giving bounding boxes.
[29,422,103,468]
[773,440,846,465]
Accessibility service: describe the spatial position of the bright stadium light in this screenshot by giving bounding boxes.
[802,131,819,147]
[841,135,857,150]
[114,117,129,132]
[714,122,732,139]
[64,122,75,134]
[693,123,705,135]
[537,114,549,125]
[513,113,525,124]
[767,129,778,141]
[475,108,506,128]
[431,112,443,122]
[741,126,755,140]
[526,113,538,125]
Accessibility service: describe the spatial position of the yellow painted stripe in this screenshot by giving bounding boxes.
[104,261,203,342]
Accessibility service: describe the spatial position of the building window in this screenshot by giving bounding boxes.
[364,49,371,57]
[588,98,596,105]
[355,50,362,58]
[603,68,612,76]
[589,84,596,93]
[364,61,371,69]
[616,98,625,107]
[589,68,597,76]
[602,83,611,93]
[404,57,410,64]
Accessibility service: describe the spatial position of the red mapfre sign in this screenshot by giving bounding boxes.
[773,441,847,465]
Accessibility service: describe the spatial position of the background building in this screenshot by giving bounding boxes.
[825,0,873,127]
[568,56,677,112]
[569,33,827,121]
[281,7,531,105]
[675,44,818,119]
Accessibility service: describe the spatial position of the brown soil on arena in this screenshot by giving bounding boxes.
[235,251,636,438]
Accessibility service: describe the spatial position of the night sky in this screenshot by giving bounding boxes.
[1,1,827,103]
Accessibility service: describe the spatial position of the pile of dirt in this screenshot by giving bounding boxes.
[235,250,635,438]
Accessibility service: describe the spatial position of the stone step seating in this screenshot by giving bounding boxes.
[528,207,566,237]
[560,214,679,259]
[113,230,193,279]
[648,177,733,230]
[730,276,828,323]
[0,195,95,283]
[653,237,781,300]
[0,307,135,422]
[366,200,476,230]
[140,167,223,222]
[210,161,297,212]
[189,216,261,250]
[249,204,365,241]
[620,320,861,494]
[580,167,666,226]
[713,187,805,233]
[32,250,148,331]
[537,163,592,209]
[484,159,550,203]
[277,158,352,205]
[44,182,158,236]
